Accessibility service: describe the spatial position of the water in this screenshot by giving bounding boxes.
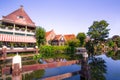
[42,64,81,78]
[97,54,120,80]
[41,54,120,80]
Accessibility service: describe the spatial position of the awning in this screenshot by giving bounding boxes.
[0,34,36,43]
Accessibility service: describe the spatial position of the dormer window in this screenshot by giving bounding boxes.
[17,15,24,19]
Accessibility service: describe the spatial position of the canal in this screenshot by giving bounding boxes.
[24,52,120,80]
[1,51,120,80]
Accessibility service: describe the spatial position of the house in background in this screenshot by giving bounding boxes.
[0,6,36,53]
[46,30,76,46]
[52,34,65,46]
[64,34,76,42]
[46,29,56,45]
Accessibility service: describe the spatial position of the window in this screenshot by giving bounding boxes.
[0,31,13,35]
[27,34,34,36]
[15,33,25,36]
[17,15,24,19]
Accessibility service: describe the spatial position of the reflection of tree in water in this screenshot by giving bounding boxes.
[106,50,120,60]
[22,69,44,80]
[89,57,107,80]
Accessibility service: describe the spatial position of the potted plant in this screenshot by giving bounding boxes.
[15,27,19,30]
[0,24,5,29]
[21,28,25,31]
[32,30,35,33]
[27,29,31,32]
[8,26,13,30]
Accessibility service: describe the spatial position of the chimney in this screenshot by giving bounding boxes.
[20,5,24,10]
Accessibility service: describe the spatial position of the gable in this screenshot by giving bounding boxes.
[2,6,35,27]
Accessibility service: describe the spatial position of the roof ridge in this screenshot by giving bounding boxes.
[2,6,35,27]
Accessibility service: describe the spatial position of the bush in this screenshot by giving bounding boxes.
[34,45,82,60]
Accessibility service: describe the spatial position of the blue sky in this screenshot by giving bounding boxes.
[0,0,120,37]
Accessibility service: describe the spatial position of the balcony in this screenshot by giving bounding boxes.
[0,47,36,53]
[0,26,35,35]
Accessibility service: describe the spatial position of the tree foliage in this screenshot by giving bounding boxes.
[67,39,80,47]
[35,27,46,47]
[107,40,115,48]
[112,35,120,47]
[77,32,86,47]
[38,45,69,59]
[87,20,110,44]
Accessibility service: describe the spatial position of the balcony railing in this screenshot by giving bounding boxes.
[0,26,35,35]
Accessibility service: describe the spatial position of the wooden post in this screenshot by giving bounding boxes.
[12,53,22,80]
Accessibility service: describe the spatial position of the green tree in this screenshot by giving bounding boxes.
[87,20,110,44]
[85,40,94,56]
[67,39,80,47]
[107,40,115,48]
[77,32,86,47]
[35,27,46,47]
[40,45,54,59]
[112,35,120,47]
[67,39,80,54]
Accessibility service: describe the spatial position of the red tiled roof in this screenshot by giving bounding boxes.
[46,30,53,38]
[64,34,76,41]
[2,6,35,27]
[53,35,62,40]
[0,34,36,43]
[46,29,55,38]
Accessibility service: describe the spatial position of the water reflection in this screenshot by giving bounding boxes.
[89,57,107,80]
[21,51,120,80]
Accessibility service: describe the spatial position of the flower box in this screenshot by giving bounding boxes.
[15,27,19,30]
[0,24,6,29]
[27,29,31,32]
[32,30,35,32]
[8,26,13,30]
[21,28,25,31]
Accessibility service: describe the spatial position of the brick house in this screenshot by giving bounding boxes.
[46,29,56,45]
[64,34,76,42]
[0,6,36,53]
[52,35,65,46]
[46,30,76,46]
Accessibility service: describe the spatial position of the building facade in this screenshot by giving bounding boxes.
[0,6,36,53]
[46,29,56,45]
[46,30,76,46]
